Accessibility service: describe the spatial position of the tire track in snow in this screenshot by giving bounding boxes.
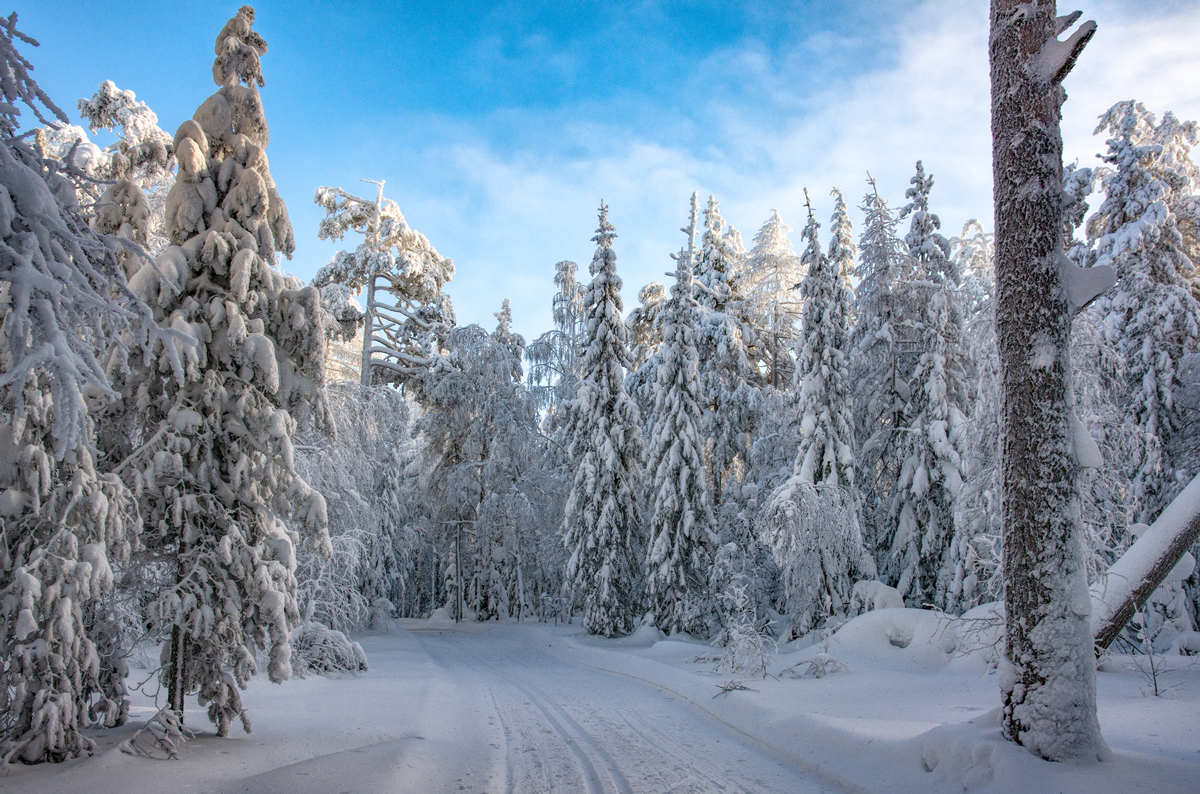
[420,632,596,793]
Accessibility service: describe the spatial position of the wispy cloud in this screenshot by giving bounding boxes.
[281,0,1200,343]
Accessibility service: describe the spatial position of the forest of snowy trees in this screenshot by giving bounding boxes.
[3,2,1200,769]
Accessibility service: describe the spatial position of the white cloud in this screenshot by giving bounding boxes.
[289,0,1200,345]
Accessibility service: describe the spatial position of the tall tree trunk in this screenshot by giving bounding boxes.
[990,0,1107,761]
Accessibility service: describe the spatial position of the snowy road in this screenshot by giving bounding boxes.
[408,625,835,794]
[0,622,837,794]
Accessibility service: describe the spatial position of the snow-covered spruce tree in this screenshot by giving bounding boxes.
[760,192,866,638]
[1087,101,1200,524]
[791,190,856,489]
[849,176,911,560]
[743,209,803,388]
[562,203,645,636]
[694,196,756,500]
[312,179,454,387]
[879,162,972,610]
[0,14,152,763]
[644,194,717,636]
[898,160,954,284]
[111,6,332,735]
[990,1,1108,761]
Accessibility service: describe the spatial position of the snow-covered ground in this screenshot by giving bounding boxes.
[2,609,1197,793]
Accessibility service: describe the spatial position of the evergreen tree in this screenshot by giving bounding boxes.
[0,14,156,762]
[111,6,332,735]
[760,191,866,637]
[694,196,756,499]
[562,203,645,636]
[792,190,857,488]
[1087,100,1200,523]
[849,176,910,558]
[644,194,716,636]
[884,163,970,608]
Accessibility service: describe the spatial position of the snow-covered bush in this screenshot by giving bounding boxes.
[289,620,368,676]
[761,481,866,638]
[849,580,905,615]
[718,585,775,678]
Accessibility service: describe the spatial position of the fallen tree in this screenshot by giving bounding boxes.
[1092,472,1200,650]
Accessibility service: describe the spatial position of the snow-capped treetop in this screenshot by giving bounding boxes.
[527,260,585,413]
[493,298,525,382]
[313,184,453,300]
[1088,100,1199,289]
[79,80,171,147]
[827,187,856,290]
[951,220,995,314]
[213,5,268,88]
[695,195,744,311]
[900,161,955,283]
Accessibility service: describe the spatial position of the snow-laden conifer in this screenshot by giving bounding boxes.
[883,166,970,609]
[694,196,756,499]
[644,194,716,636]
[0,13,154,763]
[108,6,332,735]
[791,190,856,488]
[760,192,866,637]
[899,160,954,283]
[1087,100,1200,523]
[849,177,910,557]
[562,203,645,636]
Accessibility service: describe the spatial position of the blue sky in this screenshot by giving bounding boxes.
[19,1,1200,343]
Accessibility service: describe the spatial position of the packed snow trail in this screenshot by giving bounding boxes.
[410,624,834,794]
[0,622,835,794]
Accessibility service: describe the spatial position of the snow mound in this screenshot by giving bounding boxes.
[828,608,960,672]
[920,707,1006,789]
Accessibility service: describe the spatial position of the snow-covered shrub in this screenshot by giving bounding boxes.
[289,620,368,676]
[718,586,775,678]
[782,652,848,679]
[849,580,905,615]
[761,481,865,638]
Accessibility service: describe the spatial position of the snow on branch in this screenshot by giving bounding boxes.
[1032,13,1095,86]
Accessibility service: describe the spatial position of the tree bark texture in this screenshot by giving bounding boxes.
[990,0,1107,761]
